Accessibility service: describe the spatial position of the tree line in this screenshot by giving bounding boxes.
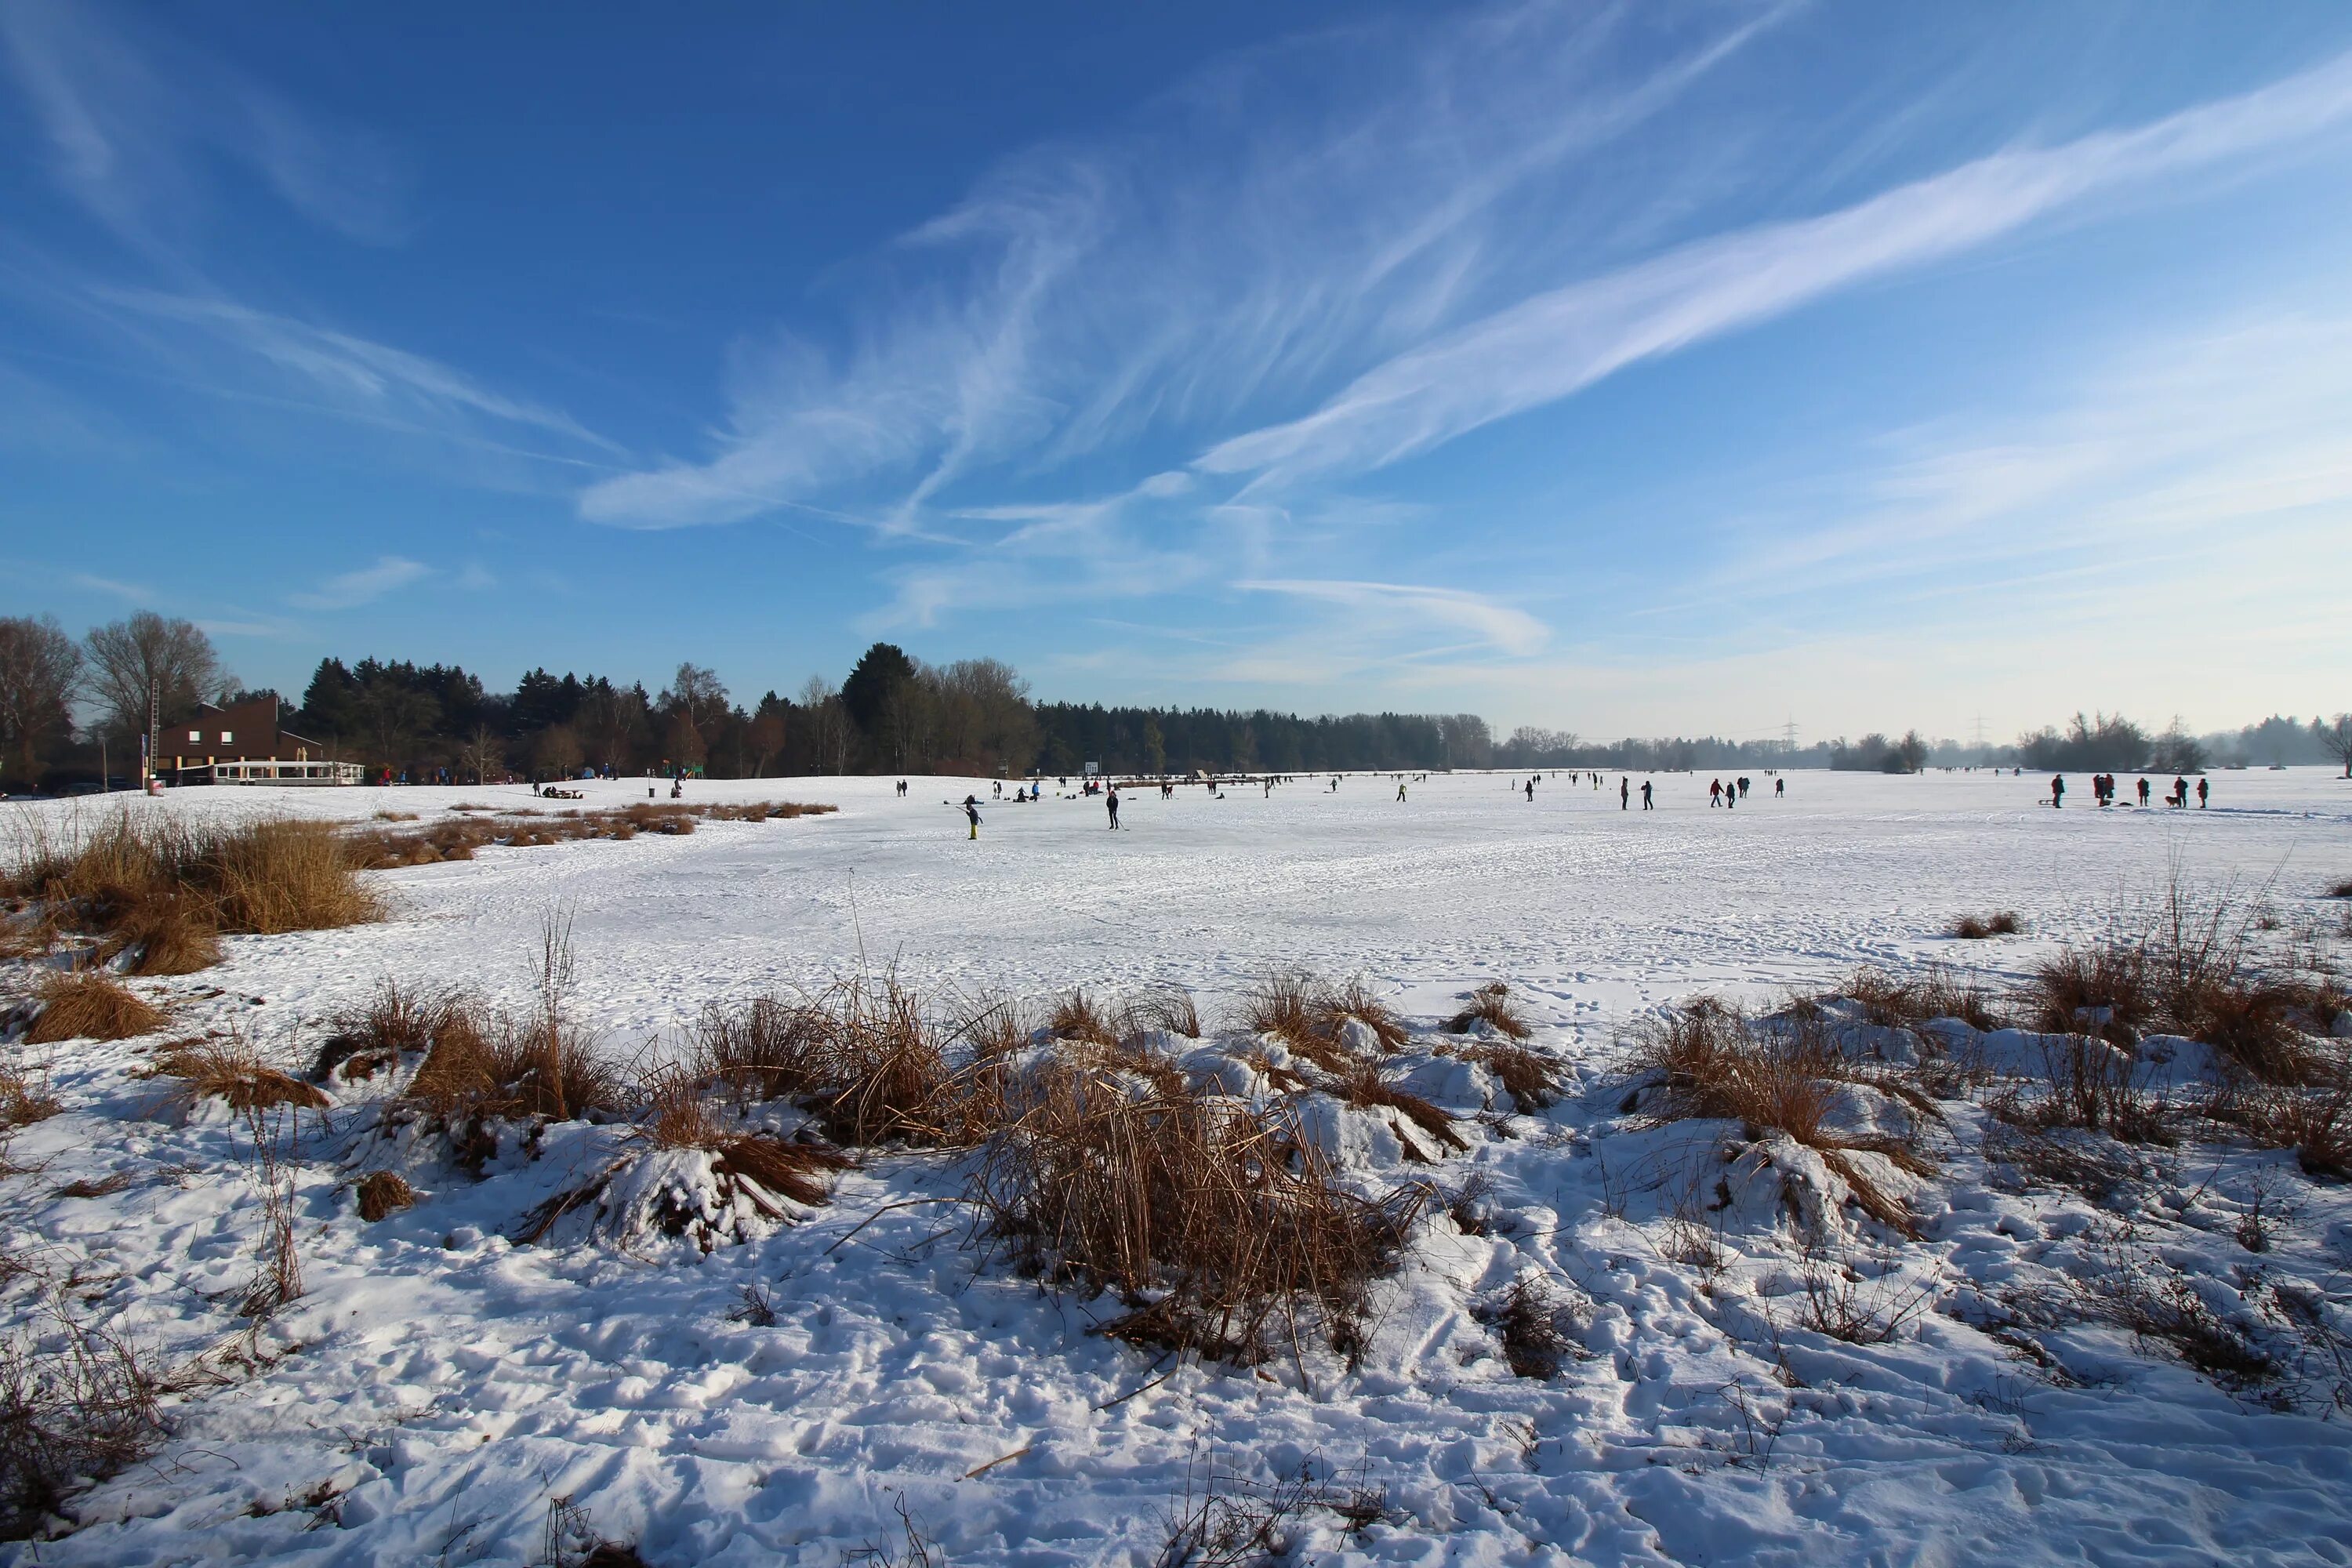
[3,611,2348,788]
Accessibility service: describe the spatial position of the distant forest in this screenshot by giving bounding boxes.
[3,612,2349,788]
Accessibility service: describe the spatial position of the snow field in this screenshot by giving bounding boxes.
[3,767,2351,1565]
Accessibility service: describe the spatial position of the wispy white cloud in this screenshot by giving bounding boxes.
[85,287,619,454]
[289,554,433,611]
[68,571,153,601]
[1239,579,1549,657]
[1196,49,2352,486]
[577,3,1780,531]
[0,0,407,249]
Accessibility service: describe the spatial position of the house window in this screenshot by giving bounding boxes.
[188,729,201,743]
[220,730,234,744]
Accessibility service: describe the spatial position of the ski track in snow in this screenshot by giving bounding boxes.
[5,768,2351,1566]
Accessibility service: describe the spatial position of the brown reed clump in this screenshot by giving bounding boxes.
[150,1037,329,1115]
[26,973,165,1044]
[1448,982,1532,1041]
[1627,1000,1932,1233]
[967,1051,1424,1366]
[1949,911,2024,939]
[354,1170,415,1221]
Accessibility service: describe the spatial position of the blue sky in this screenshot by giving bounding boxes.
[4,1,2349,742]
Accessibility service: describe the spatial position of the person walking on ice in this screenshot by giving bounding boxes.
[963,795,982,840]
[1640,779,1653,810]
[1620,776,1629,810]
[2197,776,2209,808]
[1774,777,1784,798]
[1106,785,1121,830]
[2050,775,2065,808]
[1524,778,1534,801]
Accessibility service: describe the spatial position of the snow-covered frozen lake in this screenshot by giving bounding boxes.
[24,764,2352,1050]
[6,766,2350,1566]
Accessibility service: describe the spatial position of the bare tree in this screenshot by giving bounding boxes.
[0,615,83,786]
[461,725,503,785]
[533,723,584,781]
[662,663,728,746]
[83,612,230,746]
[798,674,843,774]
[2324,713,2352,779]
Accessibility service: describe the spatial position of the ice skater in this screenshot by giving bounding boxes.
[1524,778,1534,801]
[1620,777,1629,810]
[963,795,982,840]
[1396,781,1408,802]
[1640,780,1653,810]
[1774,777,1784,798]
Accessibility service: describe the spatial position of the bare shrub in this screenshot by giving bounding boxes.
[0,1309,161,1540]
[1448,981,1531,1040]
[354,1170,414,1221]
[1987,1034,2173,1145]
[0,1064,58,1131]
[238,1102,304,1318]
[1950,911,2024,939]
[27,971,165,1044]
[967,1049,1423,1365]
[2059,1254,2280,1388]
[1784,1250,1934,1345]
[1475,1274,1573,1377]
[1153,1459,1334,1568]
[151,1037,329,1116]
[540,1493,648,1568]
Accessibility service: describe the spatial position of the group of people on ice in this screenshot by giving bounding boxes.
[2051,773,2207,809]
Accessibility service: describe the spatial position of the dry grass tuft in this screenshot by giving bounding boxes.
[1448,981,1532,1040]
[348,800,837,869]
[1628,1000,1932,1233]
[1047,989,1120,1046]
[803,973,953,1146]
[968,1050,1423,1365]
[638,1071,854,1209]
[2027,946,2158,1046]
[1234,971,1411,1069]
[26,972,165,1044]
[104,895,223,976]
[1444,1039,1564,1110]
[354,1170,415,1221]
[151,1038,328,1115]
[312,978,463,1082]
[0,1064,58,1131]
[1333,1065,1464,1161]
[690,994,831,1106]
[1116,985,1202,1042]
[2326,877,2352,900]
[1949,911,2024,939]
